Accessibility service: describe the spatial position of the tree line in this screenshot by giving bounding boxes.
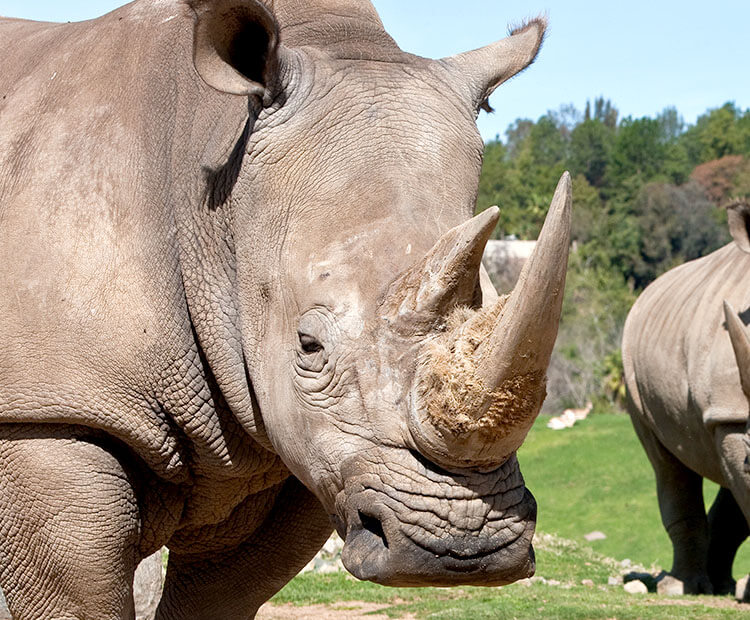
[478,100,750,410]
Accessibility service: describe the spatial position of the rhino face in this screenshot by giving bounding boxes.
[188,0,569,586]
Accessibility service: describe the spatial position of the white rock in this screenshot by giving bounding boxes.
[322,538,339,555]
[735,574,749,602]
[656,574,685,596]
[584,531,607,542]
[482,240,536,294]
[624,580,648,594]
[318,563,340,575]
[134,550,165,620]
[516,578,533,588]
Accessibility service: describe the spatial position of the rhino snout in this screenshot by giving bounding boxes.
[333,448,537,587]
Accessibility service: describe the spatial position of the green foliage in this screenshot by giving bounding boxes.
[478,99,747,408]
[627,182,730,287]
[682,103,750,165]
[568,120,614,187]
[547,249,635,410]
[610,117,668,185]
[272,570,747,619]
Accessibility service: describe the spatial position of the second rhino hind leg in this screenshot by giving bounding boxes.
[707,486,749,594]
[0,425,142,620]
[629,414,713,594]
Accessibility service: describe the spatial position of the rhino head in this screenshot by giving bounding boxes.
[724,301,750,473]
[187,0,569,586]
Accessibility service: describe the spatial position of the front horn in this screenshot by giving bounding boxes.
[409,173,572,470]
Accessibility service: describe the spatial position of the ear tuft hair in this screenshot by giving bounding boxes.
[507,15,548,70]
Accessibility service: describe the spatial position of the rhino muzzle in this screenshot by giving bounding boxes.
[334,448,536,586]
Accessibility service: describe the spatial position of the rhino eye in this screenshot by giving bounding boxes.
[298,332,324,354]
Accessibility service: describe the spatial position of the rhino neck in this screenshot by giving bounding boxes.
[171,104,276,452]
[265,0,405,61]
[141,14,277,452]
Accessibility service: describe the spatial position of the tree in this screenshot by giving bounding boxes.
[691,155,749,203]
[629,182,730,287]
[609,117,667,188]
[504,119,534,159]
[657,106,685,142]
[568,119,614,187]
[593,97,618,129]
[681,103,745,165]
[477,98,745,411]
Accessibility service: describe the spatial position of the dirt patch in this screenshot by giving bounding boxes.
[256,601,416,620]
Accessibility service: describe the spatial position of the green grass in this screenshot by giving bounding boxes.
[269,414,750,618]
[273,538,745,619]
[519,413,750,576]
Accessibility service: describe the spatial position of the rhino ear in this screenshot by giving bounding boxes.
[726,200,750,254]
[188,0,282,99]
[441,17,546,112]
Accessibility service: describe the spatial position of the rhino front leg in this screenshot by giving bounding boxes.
[156,478,332,620]
[629,414,713,594]
[0,425,143,620]
[707,486,749,595]
[712,425,750,601]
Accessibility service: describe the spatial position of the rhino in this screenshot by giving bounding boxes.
[0,1,573,618]
[622,200,750,597]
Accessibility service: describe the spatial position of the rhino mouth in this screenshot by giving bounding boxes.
[334,447,536,587]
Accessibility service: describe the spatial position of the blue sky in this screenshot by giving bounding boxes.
[2,1,748,142]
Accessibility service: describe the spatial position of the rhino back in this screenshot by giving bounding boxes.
[623,243,750,481]
[0,1,267,484]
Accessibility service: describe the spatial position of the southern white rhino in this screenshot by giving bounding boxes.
[623,200,750,598]
[0,1,573,618]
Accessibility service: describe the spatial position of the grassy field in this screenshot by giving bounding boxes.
[271,538,745,619]
[519,413,750,574]
[267,413,750,618]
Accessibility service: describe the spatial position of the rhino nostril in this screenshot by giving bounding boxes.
[359,510,389,549]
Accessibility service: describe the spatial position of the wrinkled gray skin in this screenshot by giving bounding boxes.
[0,1,571,618]
[623,202,750,597]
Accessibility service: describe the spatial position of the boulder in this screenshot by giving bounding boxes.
[482,239,536,294]
[656,573,685,596]
[134,550,165,620]
[736,574,750,603]
[624,580,648,594]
